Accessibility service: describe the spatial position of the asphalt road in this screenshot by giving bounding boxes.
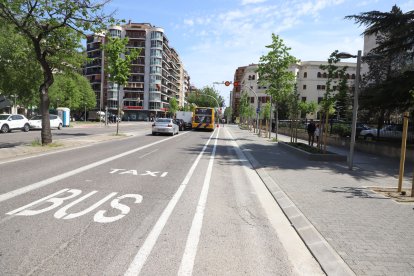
[0,126,323,275]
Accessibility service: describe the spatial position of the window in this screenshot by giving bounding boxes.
[250,97,254,103]
[351,74,356,79]
[301,97,306,102]
[317,72,322,78]
[303,85,307,90]
[323,72,327,78]
[318,97,323,104]
[317,85,321,90]
[304,72,307,78]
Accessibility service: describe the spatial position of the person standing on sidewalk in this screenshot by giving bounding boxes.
[307,119,316,146]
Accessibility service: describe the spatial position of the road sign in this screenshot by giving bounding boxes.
[224,81,231,86]
[256,107,260,113]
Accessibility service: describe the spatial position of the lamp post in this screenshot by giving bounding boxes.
[337,50,362,170]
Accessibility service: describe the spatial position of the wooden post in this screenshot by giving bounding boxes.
[398,112,409,192]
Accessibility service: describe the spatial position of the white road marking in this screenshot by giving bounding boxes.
[0,132,189,203]
[178,128,220,276]
[160,172,168,178]
[124,130,217,276]
[225,128,324,275]
[139,149,158,159]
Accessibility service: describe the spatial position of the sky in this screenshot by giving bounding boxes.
[105,0,414,106]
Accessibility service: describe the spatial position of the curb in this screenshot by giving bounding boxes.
[232,128,355,276]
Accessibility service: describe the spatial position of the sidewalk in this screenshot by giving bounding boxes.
[227,125,414,275]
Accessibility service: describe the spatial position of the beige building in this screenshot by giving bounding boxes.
[232,61,357,120]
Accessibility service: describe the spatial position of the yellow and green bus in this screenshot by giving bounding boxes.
[192,107,215,131]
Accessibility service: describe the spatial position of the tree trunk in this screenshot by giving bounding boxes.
[323,112,329,153]
[34,40,53,145]
[275,102,279,141]
[40,83,52,145]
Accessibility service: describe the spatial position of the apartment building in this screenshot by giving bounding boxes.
[232,61,357,120]
[84,22,187,121]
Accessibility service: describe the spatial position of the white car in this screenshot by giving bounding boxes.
[0,114,30,133]
[360,125,402,140]
[28,114,63,130]
[152,118,179,136]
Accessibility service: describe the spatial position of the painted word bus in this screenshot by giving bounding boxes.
[192,107,215,131]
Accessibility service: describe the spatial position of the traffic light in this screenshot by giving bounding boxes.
[233,81,239,87]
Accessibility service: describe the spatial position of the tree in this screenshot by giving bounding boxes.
[346,5,414,59]
[0,21,41,108]
[238,91,251,127]
[102,36,140,135]
[168,97,179,118]
[186,86,224,108]
[0,0,112,144]
[224,107,232,123]
[257,34,298,140]
[319,51,348,152]
[346,5,414,128]
[48,73,96,111]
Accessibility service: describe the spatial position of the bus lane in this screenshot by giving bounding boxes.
[0,130,215,275]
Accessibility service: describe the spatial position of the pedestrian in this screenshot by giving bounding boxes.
[315,124,320,148]
[307,119,316,146]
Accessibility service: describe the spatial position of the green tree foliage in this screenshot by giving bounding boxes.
[319,51,349,152]
[102,36,140,134]
[48,73,96,111]
[238,91,251,126]
[256,34,298,139]
[0,22,41,107]
[347,5,414,124]
[186,86,223,108]
[168,97,179,118]
[0,0,112,144]
[319,51,349,118]
[224,106,232,122]
[346,5,414,59]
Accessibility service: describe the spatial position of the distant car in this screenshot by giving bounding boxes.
[360,125,402,140]
[356,123,370,137]
[0,114,30,133]
[28,114,63,130]
[152,118,179,136]
[175,119,185,131]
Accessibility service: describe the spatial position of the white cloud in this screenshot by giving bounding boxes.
[177,0,358,104]
[183,19,194,26]
[241,0,268,5]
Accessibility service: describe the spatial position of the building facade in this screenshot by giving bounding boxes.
[85,22,187,121]
[232,61,357,120]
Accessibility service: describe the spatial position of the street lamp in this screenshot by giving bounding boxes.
[337,50,362,170]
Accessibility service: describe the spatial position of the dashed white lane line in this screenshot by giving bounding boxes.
[124,130,217,276]
[178,128,220,276]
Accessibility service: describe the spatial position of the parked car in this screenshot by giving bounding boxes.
[28,114,63,130]
[360,124,402,140]
[152,118,179,136]
[175,119,185,131]
[0,114,30,133]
